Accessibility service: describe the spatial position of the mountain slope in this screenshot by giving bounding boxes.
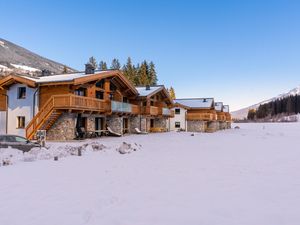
[0,38,76,75]
[232,85,300,119]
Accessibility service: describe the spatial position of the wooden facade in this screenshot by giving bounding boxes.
[0,72,174,139]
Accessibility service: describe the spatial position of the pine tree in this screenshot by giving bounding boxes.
[122,57,136,84]
[148,61,158,85]
[99,61,107,70]
[62,65,68,73]
[247,109,256,120]
[110,58,121,70]
[88,56,97,69]
[169,87,176,100]
[138,61,149,85]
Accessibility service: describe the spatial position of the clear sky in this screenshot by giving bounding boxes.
[1,0,300,111]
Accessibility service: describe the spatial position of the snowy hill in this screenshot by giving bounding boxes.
[0,38,76,75]
[232,85,300,119]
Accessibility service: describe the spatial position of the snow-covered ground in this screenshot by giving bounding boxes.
[1,123,300,225]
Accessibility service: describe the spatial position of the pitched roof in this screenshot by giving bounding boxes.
[0,70,138,95]
[214,102,223,112]
[174,98,214,109]
[136,86,163,97]
[223,105,229,113]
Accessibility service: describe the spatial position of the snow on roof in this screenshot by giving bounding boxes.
[174,98,214,109]
[21,71,108,83]
[214,102,223,112]
[223,105,229,113]
[135,86,163,97]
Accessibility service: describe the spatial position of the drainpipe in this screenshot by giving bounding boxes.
[1,93,8,134]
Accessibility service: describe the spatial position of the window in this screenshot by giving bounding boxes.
[17,116,25,128]
[95,80,104,88]
[96,91,104,99]
[74,88,86,96]
[18,87,26,99]
[175,108,181,114]
[175,122,181,128]
[123,97,128,103]
[15,136,28,143]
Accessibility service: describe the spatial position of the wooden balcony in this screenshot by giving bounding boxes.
[53,94,108,112]
[225,113,232,122]
[141,106,159,116]
[187,113,216,121]
[26,94,109,139]
[217,113,226,121]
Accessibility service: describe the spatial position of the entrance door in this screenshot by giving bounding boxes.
[95,117,104,135]
[150,119,154,128]
[123,118,129,134]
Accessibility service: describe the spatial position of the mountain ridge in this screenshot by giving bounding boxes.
[0,38,76,75]
[232,85,300,119]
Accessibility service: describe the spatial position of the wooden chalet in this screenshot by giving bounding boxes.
[0,67,174,140]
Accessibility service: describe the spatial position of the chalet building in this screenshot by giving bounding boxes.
[170,98,231,132]
[135,85,174,132]
[0,67,174,140]
[223,105,232,129]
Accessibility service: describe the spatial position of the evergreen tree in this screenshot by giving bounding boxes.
[169,86,176,100]
[138,61,149,85]
[99,61,107,70]
[110,58,121,70]
[88,56,97,69]
[148,61,158,85]
[122,57,136,84]
[247,109,256,120]
[62,65,68,74]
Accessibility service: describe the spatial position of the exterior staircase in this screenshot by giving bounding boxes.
[26,94,108,140]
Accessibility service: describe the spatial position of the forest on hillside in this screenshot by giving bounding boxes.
[247,95,300,120]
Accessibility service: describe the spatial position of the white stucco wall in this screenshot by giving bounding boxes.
[7,83,38,137]
[0,111,6,134]
[169,107,187,131]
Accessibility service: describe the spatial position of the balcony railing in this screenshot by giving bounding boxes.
[111,101,139,114]
[187,113,216,121]
[162,107,174,117]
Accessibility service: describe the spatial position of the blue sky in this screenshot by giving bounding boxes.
[1,0,300,111]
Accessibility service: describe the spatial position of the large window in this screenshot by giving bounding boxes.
[17,116,25,128]
[74,88,86,96]
[95,91,104,99]
[175,122,180,128]
[18,87,26,99]
[175,108,181,114]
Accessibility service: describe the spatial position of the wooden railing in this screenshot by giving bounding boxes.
[131,104,140,114]
[225,113,232,122]
[141,106,159,116]
[217,113,226,121]
[187,113,216,121]
[26,94,108,139]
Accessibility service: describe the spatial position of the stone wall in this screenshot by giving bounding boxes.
[129,116,147,133]
[219,122,227,130]
[187,120,206,132]
[226,122,231,129]
[47,113,76,141]
[207,121,218,132]
[106,115,122,134]
[154,118,167,130]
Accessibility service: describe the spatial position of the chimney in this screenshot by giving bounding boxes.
[146,85,150,90]
[41,69,51,76]
[85,63,95,74]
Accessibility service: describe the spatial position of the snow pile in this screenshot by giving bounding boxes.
[0,140,143,166]
[116,142,142,154]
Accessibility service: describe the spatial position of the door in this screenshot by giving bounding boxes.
[150,119,154,128]
[95,117,104,135]
[123,118,129,134]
